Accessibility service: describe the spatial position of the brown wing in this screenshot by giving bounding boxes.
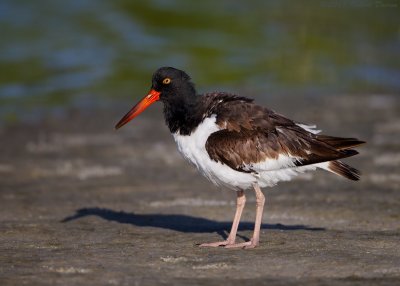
[203,93,364,173]
[205,128,359,174]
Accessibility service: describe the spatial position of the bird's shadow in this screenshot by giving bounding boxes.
[61,207,324,240]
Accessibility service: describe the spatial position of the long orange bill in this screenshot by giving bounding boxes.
[115,89,161,129]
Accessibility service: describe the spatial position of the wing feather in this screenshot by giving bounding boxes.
[203,93,364,174]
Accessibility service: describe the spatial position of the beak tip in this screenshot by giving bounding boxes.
[114,122,122,130]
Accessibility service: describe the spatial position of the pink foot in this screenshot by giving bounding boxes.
[199,240,233,247]
[224,239,259,249]
[199,239,259,249]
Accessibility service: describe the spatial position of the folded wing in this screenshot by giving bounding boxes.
[203,93,365,179]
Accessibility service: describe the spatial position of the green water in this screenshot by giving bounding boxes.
[0,0,399,122]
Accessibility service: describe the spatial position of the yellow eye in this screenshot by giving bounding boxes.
[163,77,171,85]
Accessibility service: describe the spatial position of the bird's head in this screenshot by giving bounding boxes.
[115,67,195,129]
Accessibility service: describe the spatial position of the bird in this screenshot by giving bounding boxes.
[115,67,365,249]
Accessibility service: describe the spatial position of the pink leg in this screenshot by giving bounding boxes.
[225,183,265,249]
[199,191,246,247]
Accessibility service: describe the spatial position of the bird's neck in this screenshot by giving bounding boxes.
[163,91,205,136]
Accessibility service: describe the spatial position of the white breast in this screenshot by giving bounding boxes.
[173,115,257,191]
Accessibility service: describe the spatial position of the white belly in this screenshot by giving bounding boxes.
[173,115,320,191]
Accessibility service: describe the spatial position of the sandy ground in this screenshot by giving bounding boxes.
[0,93,399,285]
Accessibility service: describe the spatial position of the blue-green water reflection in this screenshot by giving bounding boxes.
[0,0,399,122]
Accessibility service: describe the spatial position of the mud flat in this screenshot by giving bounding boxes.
[0,94,399,285]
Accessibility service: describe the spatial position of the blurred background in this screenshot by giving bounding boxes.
[0,0,399,124]
[1,1,400,284]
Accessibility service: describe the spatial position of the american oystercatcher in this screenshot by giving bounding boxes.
[115,67,365,249]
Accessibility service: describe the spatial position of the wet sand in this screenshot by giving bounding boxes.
[0,93,399,285]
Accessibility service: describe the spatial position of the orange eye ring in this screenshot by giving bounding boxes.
[163,77,171,84]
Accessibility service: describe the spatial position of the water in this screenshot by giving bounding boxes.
[0,0,399,123]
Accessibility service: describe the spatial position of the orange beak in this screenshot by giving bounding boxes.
[115,89,161,129]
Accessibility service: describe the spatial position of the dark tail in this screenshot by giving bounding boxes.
[317,135,364,180]
[328,160,361,181]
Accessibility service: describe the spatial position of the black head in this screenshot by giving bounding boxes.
[151,67,196,103]
[115,67,200,132]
